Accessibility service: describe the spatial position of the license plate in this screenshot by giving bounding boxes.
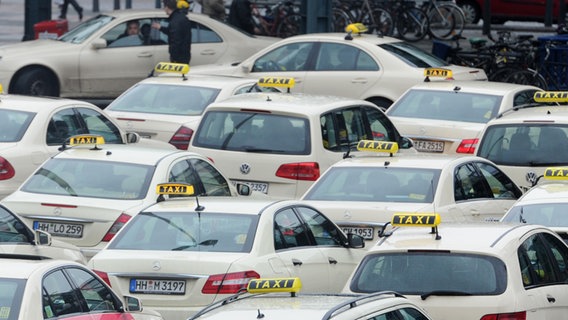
[342,227,374,240]
[33,221,83,238]
[231,180,269,194]
[130,279,186,295]
[413,140,444,153]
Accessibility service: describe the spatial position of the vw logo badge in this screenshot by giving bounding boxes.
[526,171,537,185]
[152,261,161,271]
[240,163,251,175]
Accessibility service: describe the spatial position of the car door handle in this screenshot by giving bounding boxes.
[200,49,216,56]
[328,257,337,264]
[137,52,153,58]
[547,295,556,303]
[292,258,302,266]
[351,78,368,84]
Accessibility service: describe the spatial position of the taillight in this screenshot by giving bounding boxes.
[480,311,526,320]
[456,138,478,154]
[102,213,131,242]
[93,270,111,286]
[169,126,193,150]
[0,157,15,180]
[276,162,320,181]
[201,270,260,294]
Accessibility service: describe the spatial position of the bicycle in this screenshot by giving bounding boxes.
[422,0,465,40]
[331,0,394,36]
[380,0,429,42]
[251,1,303,38]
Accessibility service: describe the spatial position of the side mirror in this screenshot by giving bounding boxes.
[91,38,108,49]
[240,62,252,74]
[34,229,52,246]
[123,295,142,312]
[400,136,413,149]
[347,233,365,248]
[236,183,252,196]
[126,132,141,144]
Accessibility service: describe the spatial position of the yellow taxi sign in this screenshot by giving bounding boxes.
[156,183,195,196]
[424,68,453,78]
[69,135,105,146]
[345,23,368,34]
[247,277,302,294]
[543,167,568,180]
[258,77,295,89]
[533,91,568,103]
[391,213,441,227]
[154,62,190,75]
[356,140,399,154]
[0,83,3,94]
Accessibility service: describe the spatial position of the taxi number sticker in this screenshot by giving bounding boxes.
[130,279,186,295]
[342,227,374,240]
[33,221,83,238]
[413,140,444,153]
[231,180,269,194]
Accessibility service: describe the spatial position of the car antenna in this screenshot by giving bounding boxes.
[195,196,205,211]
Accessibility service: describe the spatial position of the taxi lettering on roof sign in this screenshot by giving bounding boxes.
[156,182,195,195]
[543,167,568,180]
[69,135,105,146]
[247,277,302,294]
[154,62,190,74]
[533,91,568,103]
[423,68,453,78]
[257,76,295,88]
[356,140,399,154]
[391,213,441,227]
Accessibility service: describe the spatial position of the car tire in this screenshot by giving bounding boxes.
[12,68,58,97]
[367,97,393,111]
[457,0,481,24]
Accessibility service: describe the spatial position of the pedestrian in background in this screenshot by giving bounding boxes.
[152,0,192,64]
[199,0,226,21]
[227,0,258,34]
[59,0,83,21]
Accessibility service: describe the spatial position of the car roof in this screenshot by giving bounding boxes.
[143,197,284,215]
[0,257,82,279]
[491,105,568,123]
[404,80,541,94]
[0,94,96,113]
[276,32,405,46]
[53,144,189,165]
[138,73,259,88]
[330,153,483,170]
[205,92,378,115]
[516,182,568,204]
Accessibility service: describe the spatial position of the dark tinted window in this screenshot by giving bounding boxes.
[518,233,568,287]
[380,42,448,68]
[0,206,31,243]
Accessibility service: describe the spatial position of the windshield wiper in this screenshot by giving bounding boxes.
[420,290,472,300]
[36,168,77,196]
[242,147,285,153]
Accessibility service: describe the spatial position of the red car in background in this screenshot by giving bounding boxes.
[458,0,567,24]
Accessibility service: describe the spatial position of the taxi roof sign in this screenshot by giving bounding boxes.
[154,62,190,75]
[533,91,568,103]
[345,23,368,34]
[69,135,105,146]
[391,213,441,227]
[257,77,295,89]
[356,140,399,155]
[543,167,568,180]
[424,68,453,79]
[247,277,302,295]
[156,183,195,196]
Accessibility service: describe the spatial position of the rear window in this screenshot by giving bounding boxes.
[380,42,448,68]
[0,109,34,143]
[21,159,153,200]
[350,252,507,295]
[477,124,568,166]
[503,203,568,227]
[193,111,310,155]
[109,211,258,253]
[388,90,502,123]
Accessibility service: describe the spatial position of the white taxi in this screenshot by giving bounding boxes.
[0,87,171,199]
[189,24,487,109]
[475,91,568,191]
[343,213,568,320]
[301,140,522,246]
[0,257,162,320]
[1,135,252,260]
[501,167,568,242]
[0,203,86,264]
[188,77,414,199]
[0,10,277,99]
[386,78,541,154]
[105,62,280,150]
[187,277,433,320]
[88,183,366,320]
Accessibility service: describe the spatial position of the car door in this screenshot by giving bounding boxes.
[295,206,364,292]
[79,19,157,98]
[273,207,331,292]
[302,42,380,100]
[189,20,228,66]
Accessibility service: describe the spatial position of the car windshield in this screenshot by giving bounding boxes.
[21,158,153,200]
[477,124,568,166]
[0,109,35,143]
[388,90,502,123]
[503,203,568,227]
[379,42,448,68]
[350,252,507,296]
[59,15,115,44]
[0,278,25,320]
[193,111,310,155]
[108,83,221,116]
[0,206,30,243]
[108,211,258,253]
[303,166,440,203]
